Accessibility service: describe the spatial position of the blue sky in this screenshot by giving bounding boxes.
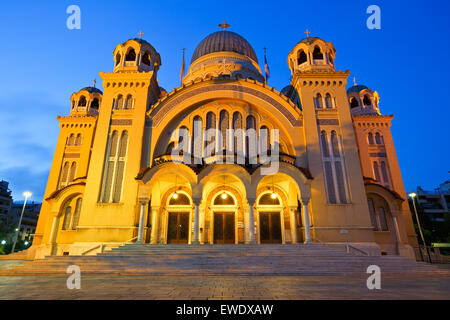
[0,0,449,202]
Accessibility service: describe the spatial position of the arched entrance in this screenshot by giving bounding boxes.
[165,191,192,244]
[210,191,238,244]
[257,192,283,244]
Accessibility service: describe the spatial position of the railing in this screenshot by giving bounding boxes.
[414,245,450,264]
[312,237,369,256]
[80,236,138,256]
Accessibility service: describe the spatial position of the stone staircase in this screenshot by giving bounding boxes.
[0,244,448,277]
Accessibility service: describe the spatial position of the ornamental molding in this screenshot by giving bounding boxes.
[151,83,302,128]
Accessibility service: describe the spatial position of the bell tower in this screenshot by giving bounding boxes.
[287,34,373,240]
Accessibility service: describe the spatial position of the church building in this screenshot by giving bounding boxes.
[29,23,418,259]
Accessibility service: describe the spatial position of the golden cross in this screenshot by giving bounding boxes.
[218,20,230,31]
[138,31,144,39]
[353,77,357,86]
[304,29,311,38]
[93,79,96,88]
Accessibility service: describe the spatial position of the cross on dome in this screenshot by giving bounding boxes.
[304,29,311,38]
[138,31,144,39]
[218,20,230,31]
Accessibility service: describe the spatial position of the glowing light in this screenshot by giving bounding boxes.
[24,241,29,246]
[1,240,6,245]
[221,193,228,200]
[271,193,277,199]
[173,193,178,199]
[23,191,32,198]
[408,192,417,198]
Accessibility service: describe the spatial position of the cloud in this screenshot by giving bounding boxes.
[0,93,65,202]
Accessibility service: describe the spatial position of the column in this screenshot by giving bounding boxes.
[391,210,403,255]
[136,200,147,244]
[150,206,160,244]
[247,198,256,244]
[48,212,59,256]
[289,206,298,244]
[301,198,312,244]
[192,199,201,245]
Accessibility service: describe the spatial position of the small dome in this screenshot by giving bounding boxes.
[79,87,103,94]
[347,85,369,94]
[191,31,258,64]
[299,36,324,44]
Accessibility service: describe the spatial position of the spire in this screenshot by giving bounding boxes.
[218,20,230,31]
[304,29,311,38]
[180,48,186,84]
[93,79,96,88]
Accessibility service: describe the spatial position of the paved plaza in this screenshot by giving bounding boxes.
[0,273,449,300]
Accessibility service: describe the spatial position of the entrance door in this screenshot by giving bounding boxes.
[167,212,189,244]
[259,212,282,244]
[214,212,235,244]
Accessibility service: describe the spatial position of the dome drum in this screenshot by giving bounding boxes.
[70,87,103,114]
[113,38,161,74]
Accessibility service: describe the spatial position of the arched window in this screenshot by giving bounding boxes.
[205,112,216,156]
[78,96,87,107]
[377,207,389,231]
[116,95,123,109]
[68,162,77,182]
[232,112,243,155]
[297,50,307,65]
[71,198,82,230]
[325,93,333,109]
[314,94,323,108]
[363,95,372,106]
[375,132,383,145]
[260,126,270,154]
[320,131,335,203]
[166,142,175,155]
[58,162,70,189]
[213,193,235,205]
[219,110,229,152]
[367,198,378,231]
[125,95,133,109]
[191,116,203,159]
[328,53,334,65]
[100,131,118,202]
[67,134,75,146]
[313,46,323,60]
[373,162,381,182]
[380,161,390,184]
[246,115,257,160]
[331,131,348,203]
[125,48,136,62]
[368,133,374,145]
[115,53,121,66]
[75,134,82,146]
[169,193,190,205]
[178,126,189,155]
[71,100,75,109]
[259,193,280,205]
[112,131,128,203]
[62,206,72,230]
[350,97,359,108]
[91,98,99,110]
[142,52,151,66]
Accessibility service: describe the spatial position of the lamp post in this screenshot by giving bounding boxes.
[11,191,32,254]
[408,192,432,263]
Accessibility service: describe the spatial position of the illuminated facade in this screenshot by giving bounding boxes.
[29,25,418,259]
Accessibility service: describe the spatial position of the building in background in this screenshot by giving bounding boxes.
[0,180,13,222]
[9,202,41,242]
[416,180,450,222]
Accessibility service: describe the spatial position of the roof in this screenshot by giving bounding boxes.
[79,87,103,94]
[347,85,369,94]
[191,31,258,64]
[299,36,324,44]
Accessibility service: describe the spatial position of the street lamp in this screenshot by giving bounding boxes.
[408,192,432,263]
[1,240,6,246]
[11,191,32,254]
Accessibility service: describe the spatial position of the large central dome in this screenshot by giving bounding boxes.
[191,31,258,64]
